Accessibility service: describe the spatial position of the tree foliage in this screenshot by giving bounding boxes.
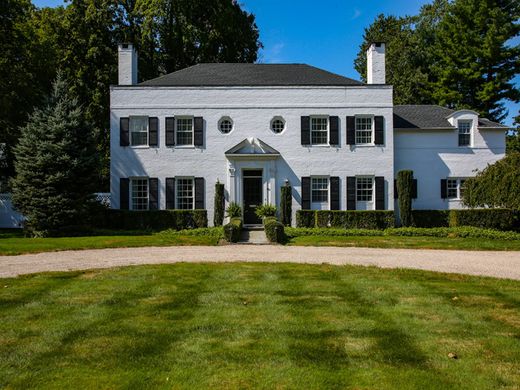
[280,185,292,226]
[355,0,519,122]
[2,0,262,189]
[397,170,414,227]
[462,153,520,210]
[11,75,99,237]
[213,181,224,226]
[506,113,520,154]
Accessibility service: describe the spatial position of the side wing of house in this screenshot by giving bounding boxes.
[393,105,507,210]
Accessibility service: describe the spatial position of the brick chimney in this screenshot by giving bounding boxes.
[367,42,385,84]
[118,43,138,85]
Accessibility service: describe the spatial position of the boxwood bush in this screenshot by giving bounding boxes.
[99,210,208,230]
[297,210,395,229]
[224,217,243,243]
[263,216,285,243]
[411,210,450,228]
[411,209,519,231]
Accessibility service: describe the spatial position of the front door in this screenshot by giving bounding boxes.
[243,170,263,225]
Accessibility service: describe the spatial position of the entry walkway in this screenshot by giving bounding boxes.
[1,245,520,280]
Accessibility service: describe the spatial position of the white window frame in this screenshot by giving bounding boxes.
[130,177,149,210]
[355,115,374,145]
[218,117,233,134]
[446,178,468,200]
[458,120,472,147]
[356,176,374,202]
[270,116,286,134]
[311,176,329,204]
[175,116,194,146]
[129,116,149,147]
[176,177,195,210]
[310,115,329,146]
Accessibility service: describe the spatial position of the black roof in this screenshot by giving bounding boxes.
[139,63,363,87]
[394,105,507,129]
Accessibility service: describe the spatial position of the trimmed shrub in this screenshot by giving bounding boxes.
[296,210,315,228]
[397,170,414,226]
[214,182,225,226]
[449,209,519,231]
[412,209,519,230]
[412,210,450,227]
[263,217,285,243]
[100,210,208,230]
[315,210,395,230]
[280,185,292,226]
[224,217,243,242]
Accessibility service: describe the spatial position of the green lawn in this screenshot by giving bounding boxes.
[1,263,519,389]
[287,235,520,251]
[0,228,221,255]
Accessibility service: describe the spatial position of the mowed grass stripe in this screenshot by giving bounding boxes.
[0,263,519,389]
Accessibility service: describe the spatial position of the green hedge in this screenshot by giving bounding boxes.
[224,217,242,243]
[99,210,208,230]
[296,210,315,228]
[263,217,285,243]
[411,209,519,231]
[296,210,395,229]
[411,210,450,228]
[285,226,520,241]
[449,209,519,231]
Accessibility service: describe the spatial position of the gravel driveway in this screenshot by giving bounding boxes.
[1,245,520,280]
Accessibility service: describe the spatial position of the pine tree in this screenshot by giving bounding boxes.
[432,0,520,122]
[11,75,99,237]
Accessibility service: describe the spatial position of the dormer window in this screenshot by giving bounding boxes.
[458,120,472,146]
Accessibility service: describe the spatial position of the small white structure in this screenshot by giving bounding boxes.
[109,42,507,226]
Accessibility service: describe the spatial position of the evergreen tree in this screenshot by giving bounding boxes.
[462,153,520,210]
[432,0,520,122]
[506,113,520,154]
[11,75,99,237]
[396,170,414,227]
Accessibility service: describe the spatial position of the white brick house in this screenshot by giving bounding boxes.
[109,43,507,225]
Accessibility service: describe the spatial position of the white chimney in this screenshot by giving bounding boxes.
[118,43,138,85]
[367,42,385,84]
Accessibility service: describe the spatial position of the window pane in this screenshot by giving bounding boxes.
[355,117,372,144]
[356,177,373,201]
[176,118,193,145]
[458,121,471,146]
[131,178,148,210]
[130,117,148,146]
[219,119,232,134]
[177,178,194,209]
[311,117,328,144]
[271,119,284,133]
[311,177,328,202]
[447,179,458,198]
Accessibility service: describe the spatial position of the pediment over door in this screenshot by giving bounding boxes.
[225,138,280,160]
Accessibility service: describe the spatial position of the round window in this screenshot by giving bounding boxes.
[219,118,233,134]
[271,118,285,134]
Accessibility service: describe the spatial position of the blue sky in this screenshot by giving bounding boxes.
[33,0,519,126]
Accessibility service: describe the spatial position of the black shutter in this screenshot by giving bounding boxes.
[166,178,175,209]
[375,176,385,210]
[346,116,355,145]
[374,116,384,145]
[301,116,310,145]
[329,116,339,145]
[330,176,340,210]
[441,179,447,199]
[148,117,158,147]
[346,176,356,210]
[301,177,311,210]
[165,117,175,146]
[120,118,129,146]
[394,179,398,199]
[412,179,418,199]
[195,177,204,209]
[120,178,129,210]
[194,117,204,146]
[149,178,159,210]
